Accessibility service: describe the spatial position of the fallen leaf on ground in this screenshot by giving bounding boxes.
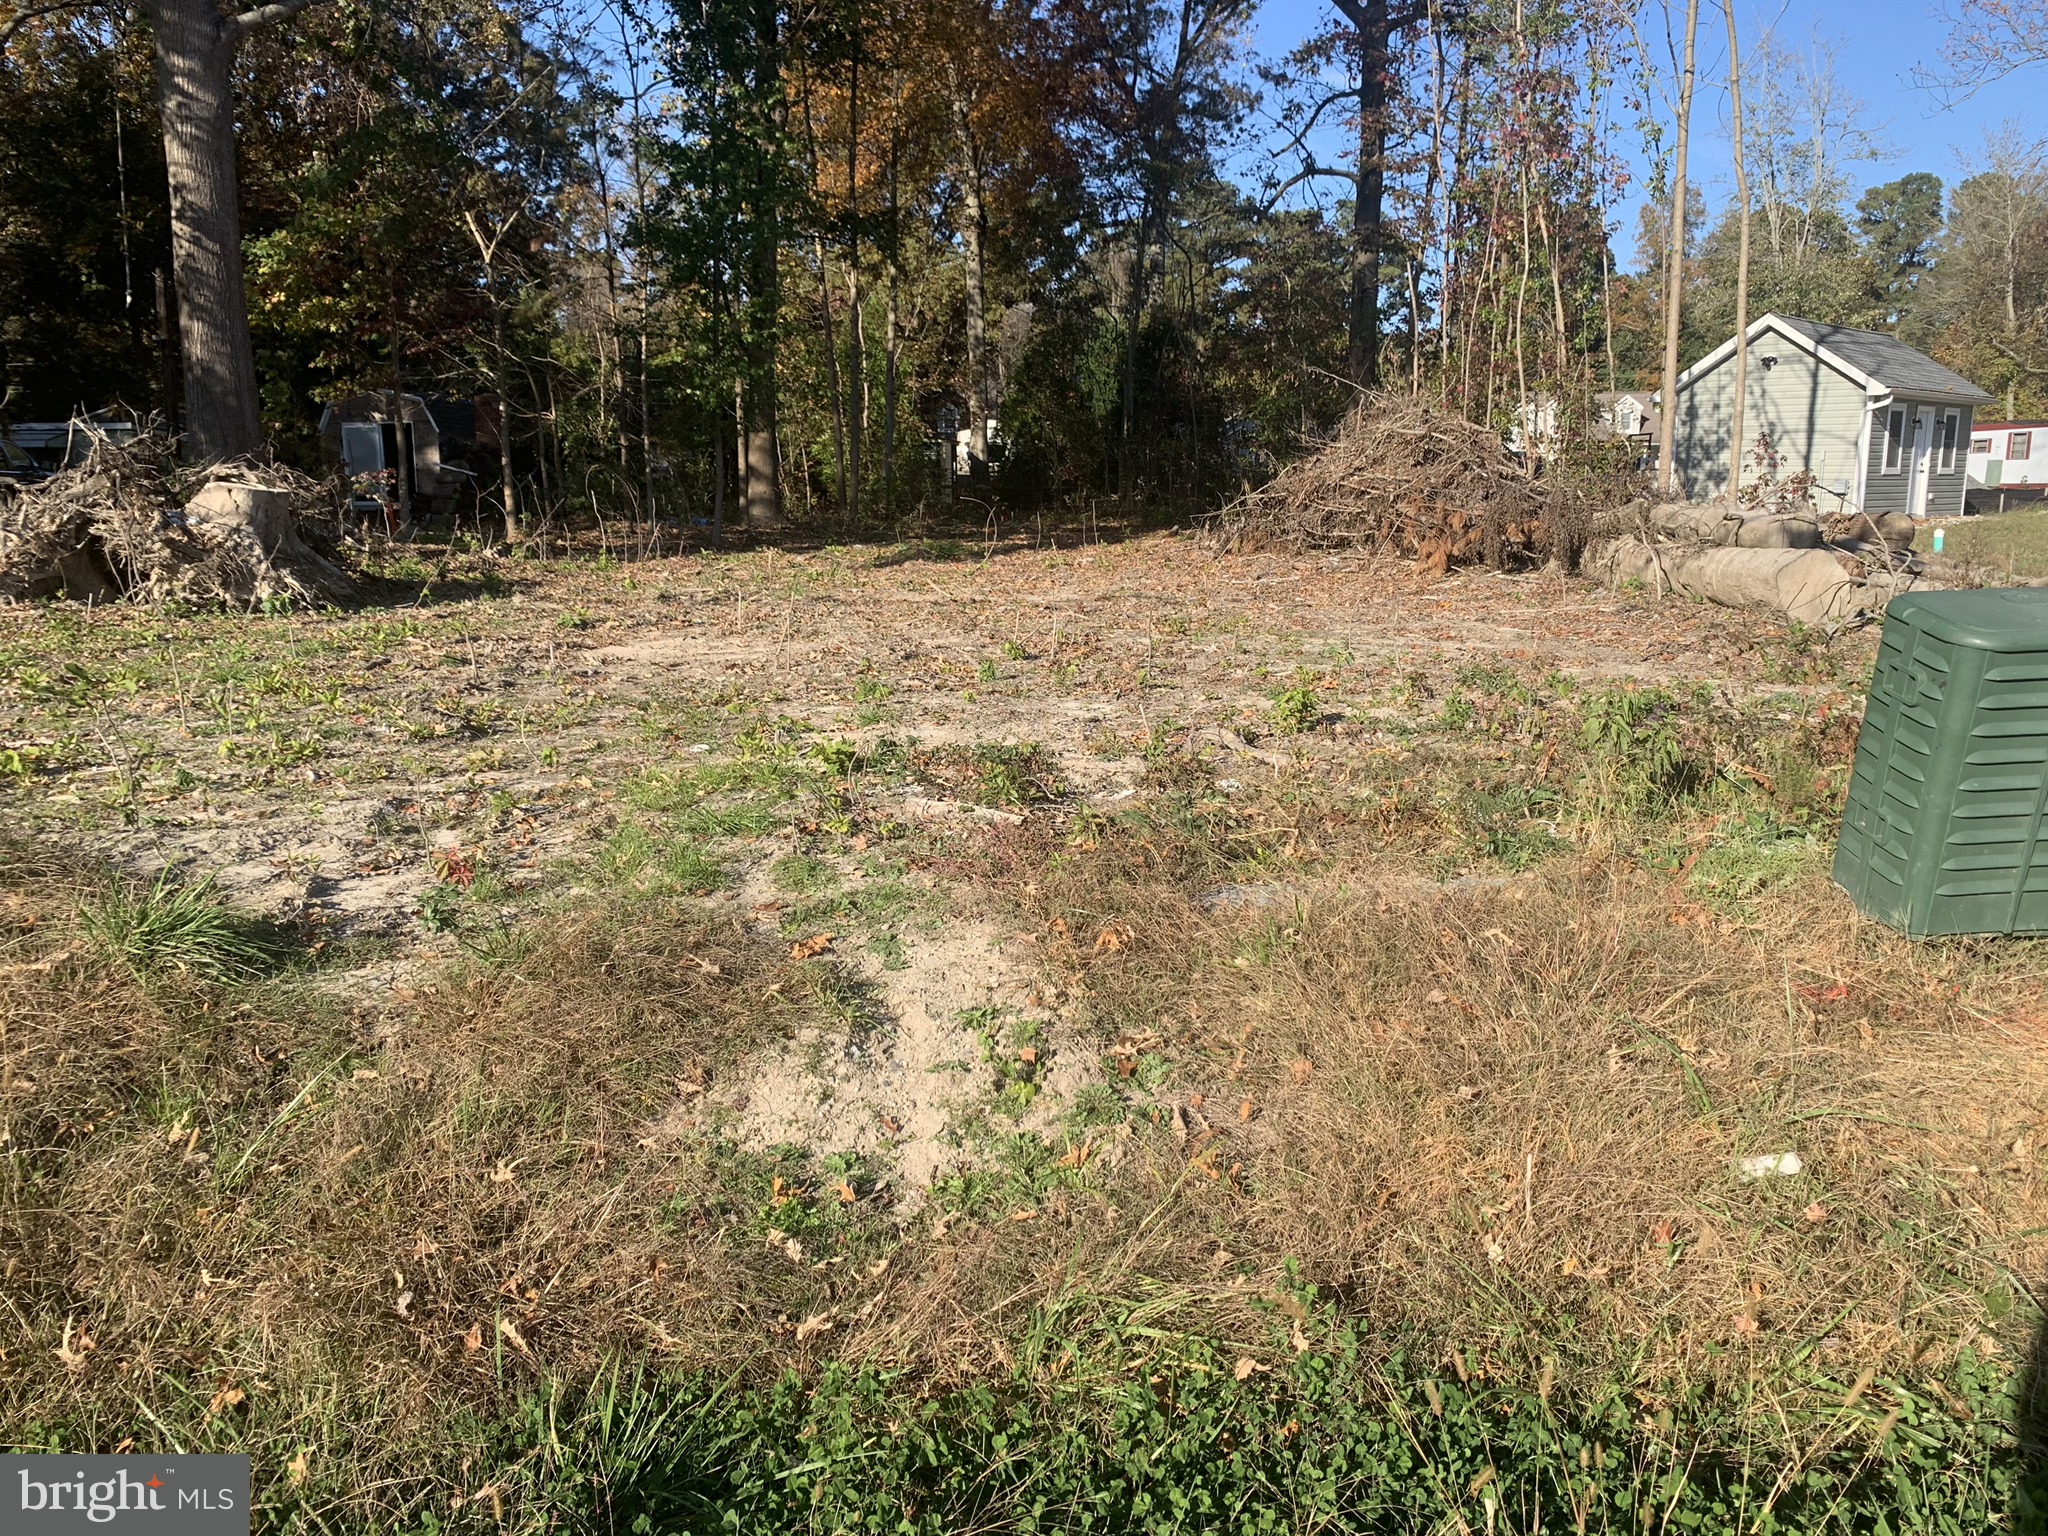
[1289,1058,1312,1083]
[497,1317,531,1355]
[1803,1201,1829,1224]
[1234,1357,1257,1381]
[463,1323,483,1351]
[789,933,835,958]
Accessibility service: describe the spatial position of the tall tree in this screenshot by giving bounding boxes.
[1654,0,1697,497]
[1723,0,1750,494]
[145,0,328,460]
[1857,172,1943,332]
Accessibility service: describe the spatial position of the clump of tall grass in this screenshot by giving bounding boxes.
[76,867,283,983]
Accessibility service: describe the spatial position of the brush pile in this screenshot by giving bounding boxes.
[0,435,351,607]
[1208,394,1628,571]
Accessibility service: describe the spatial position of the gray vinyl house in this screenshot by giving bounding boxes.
[1664,313,1993,517]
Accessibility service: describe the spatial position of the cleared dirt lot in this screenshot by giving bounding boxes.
[4,531,2043,1528]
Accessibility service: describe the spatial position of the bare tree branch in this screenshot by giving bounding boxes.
[1259,162,1356,213]
[0,0,104,51]
[1991,337,2048,375]
[224,0,327,46]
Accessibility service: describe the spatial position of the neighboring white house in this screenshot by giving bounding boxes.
[1593,389,1658,444]
[1965,420,2048,511]
[1663,313,1992,517]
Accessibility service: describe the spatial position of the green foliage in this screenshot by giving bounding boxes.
[1578,683,1705,807]
[1682,813,1824,912]
[232,1330,2026,1533]
[1461,782,1567,869]
[416,882,465,932]
[964,1005,1048,1117]
[768,853,839,894]
[1268,684,1321,735]
[77,869,284,983]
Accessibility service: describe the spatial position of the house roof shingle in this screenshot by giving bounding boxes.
[1767,315,1993,403]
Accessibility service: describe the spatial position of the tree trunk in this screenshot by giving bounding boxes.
[1724,0,1752,497]
[487,267,519,545]
[950,84,989,481]
[154,268,181,439]
[741,337,782,528]
[1335,0,1390,387]
[845,36,864,523]
[813,231,849,516]
[1120,207,1146,497]
[742,0,785,530]
[883,126,900,512]
[148,0,265,462]
[1654,0,1700,498]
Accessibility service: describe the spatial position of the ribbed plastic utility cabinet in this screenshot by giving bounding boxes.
[1834,588,2048,938]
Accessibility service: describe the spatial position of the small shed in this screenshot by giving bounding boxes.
[1665,313,1992,517]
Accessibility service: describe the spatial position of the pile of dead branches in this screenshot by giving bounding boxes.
[0,435,351,607]
[1207,394,1630,572]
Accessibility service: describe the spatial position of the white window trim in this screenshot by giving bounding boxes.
[1883,408,1906,474]
[1939,410,1959,473]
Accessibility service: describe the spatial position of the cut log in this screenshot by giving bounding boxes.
[1643,499,1819,548]
[1584,536,1886,625]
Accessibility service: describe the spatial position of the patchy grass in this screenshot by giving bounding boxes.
[9,536,2048,1527]
[1939,504,2048,578]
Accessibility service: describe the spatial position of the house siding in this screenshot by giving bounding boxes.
[1672,339,1867,504]
[1864,402,1975,517]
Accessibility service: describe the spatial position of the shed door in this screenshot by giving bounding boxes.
[1905,406,1935,517]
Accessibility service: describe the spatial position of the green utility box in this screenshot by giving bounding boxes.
[1834,588,2048,937]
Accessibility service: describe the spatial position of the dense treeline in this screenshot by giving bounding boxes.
[2,0,2045,540]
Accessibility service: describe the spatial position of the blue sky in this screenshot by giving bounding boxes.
[1237,0,2046,274]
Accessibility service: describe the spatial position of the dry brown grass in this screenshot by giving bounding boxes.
[0,855,871,1435]
[6,804,2046,1482]
[1025,839,2048,1400]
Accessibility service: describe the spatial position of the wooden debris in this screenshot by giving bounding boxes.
[1205,393,1638,572]
[0,434,351,607]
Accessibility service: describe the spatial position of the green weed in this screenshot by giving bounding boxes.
[77,869,284,983]
[965,1006,1048,1118]
[1268,684,1320,734]
[1578,683,1706,807]
[1681,813,1825,912]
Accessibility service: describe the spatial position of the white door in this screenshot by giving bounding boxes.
[1905,406,1935,518]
